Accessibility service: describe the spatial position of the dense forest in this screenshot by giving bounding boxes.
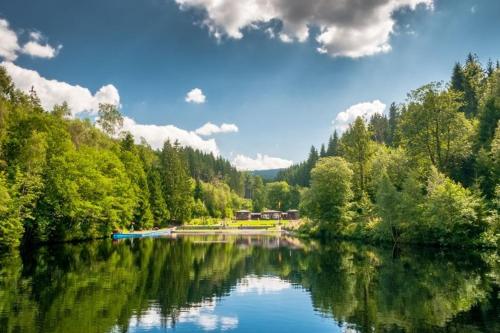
[0,53,499,250]
[0,65,276,249]
[278,54,499,247]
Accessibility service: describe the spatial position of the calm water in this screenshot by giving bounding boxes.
[0,235,498,333]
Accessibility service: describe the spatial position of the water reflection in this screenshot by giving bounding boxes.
[0,235,498,332]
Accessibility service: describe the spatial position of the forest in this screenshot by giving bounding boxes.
[279,54,499,248]
[0,65,269,249]
[0,53,499,250]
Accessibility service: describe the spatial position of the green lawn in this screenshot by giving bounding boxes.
[226,220,291,228]
[185,218,292,229]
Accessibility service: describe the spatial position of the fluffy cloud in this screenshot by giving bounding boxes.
[332,100,386,133]
[195,122,239,136]
[0,18,62,61]
[185,87,206,104]
[232,153,293,171]
[235,276,291,295]
[2,62,225,155]
[2,61,119,115]
[22,41,62,59]
[0,19,19,61]
[128,301,239,331]
[122,117,220,155]
[175,0,433,58]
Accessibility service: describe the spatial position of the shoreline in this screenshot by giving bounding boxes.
[172,228,288,236]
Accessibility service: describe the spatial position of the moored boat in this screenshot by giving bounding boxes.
[112,228,173,240]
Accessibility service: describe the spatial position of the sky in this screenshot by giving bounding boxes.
[0,0,499,170]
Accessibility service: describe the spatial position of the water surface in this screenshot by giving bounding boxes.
[0,235,498,332]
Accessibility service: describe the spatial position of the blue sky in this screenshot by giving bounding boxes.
[1,0,499,170]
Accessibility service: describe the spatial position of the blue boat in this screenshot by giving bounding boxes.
[112,228,172,240]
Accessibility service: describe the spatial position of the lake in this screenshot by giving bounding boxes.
[0,235,498,332]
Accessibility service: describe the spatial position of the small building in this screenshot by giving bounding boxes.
[251,213,261,220]
[261,210,282,220]
[235,210,251,220]
[287,209,300,220]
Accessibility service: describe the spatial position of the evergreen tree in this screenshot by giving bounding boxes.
[251,176,266,211]
[326,131,339,156]
[486,59,495,77]
[320,144,326,157]
[368,113,389,144]
[160,141,193,223]
[462,53,485,117]
[451,62,465,92]
[387,102,399,146]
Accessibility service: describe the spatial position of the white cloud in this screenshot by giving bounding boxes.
[0,18,62,61]
[0,19,20,61]
[470,6,477,14]
[175,0,433,58]
[220,317,239,330]
[1,62,224,155]
[122,117,220,155]
[185,87,206,104]
[128,301,239,331]
[22,41,62,59]
[232,153,293,171]
[332,100,386,133]
[235,276,291,295]
[2,61,119,116]
[195,122,239,136]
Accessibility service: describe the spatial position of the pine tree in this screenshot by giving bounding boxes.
[387,102,399,146]
[486,59,495,77]
[462,53,485,117]
[160,141,193,223]
[305,146,319,186]
[451,62,465,92]
[320,144,326,157]
[368,113,389,144]
[326,131,339,156]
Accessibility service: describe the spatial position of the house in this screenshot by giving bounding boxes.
[287,209,300,220]
[251,213,261,220]
[261,210,282,220]
[235,210,251,220]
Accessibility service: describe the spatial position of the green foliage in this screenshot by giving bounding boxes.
[421,168,486,246]
[306,157,353,235]
[249,176,266,212]
[340,117,374,197]
[160,141,194,223]
[199,181,250,218]
[0,173,22,249]
[477,70,500,148]
[400,82,473,172]
[375,174,404,242]
[96,103,123,136]
[265,181,290,210]
[0,67,256,248]
[287,54,499,248]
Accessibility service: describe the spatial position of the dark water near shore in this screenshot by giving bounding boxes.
[0,235,498,332]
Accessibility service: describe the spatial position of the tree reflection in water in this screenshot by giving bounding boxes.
[0,235,498,332]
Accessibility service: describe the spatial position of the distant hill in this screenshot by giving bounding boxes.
[250,169,283,181]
